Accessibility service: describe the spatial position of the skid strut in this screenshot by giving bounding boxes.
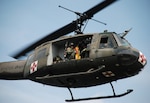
[66,82,133,102]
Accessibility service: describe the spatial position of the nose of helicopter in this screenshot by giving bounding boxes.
[118,48,147,69]
[117,49,147,76]
[138,51,147,67]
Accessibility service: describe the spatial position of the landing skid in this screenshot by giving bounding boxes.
[66,82,133,102]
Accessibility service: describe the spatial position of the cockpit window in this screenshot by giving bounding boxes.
[36,48,47,59]
[116,34,131,46]
[101,37,108,43]
[26,53,35,66]
[99,36,114,49]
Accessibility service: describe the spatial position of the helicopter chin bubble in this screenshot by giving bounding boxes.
[117,49,138,66]
[118,54,137,66]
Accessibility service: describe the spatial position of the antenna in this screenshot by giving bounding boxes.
[121,28,132,38]
[59,5,106,34]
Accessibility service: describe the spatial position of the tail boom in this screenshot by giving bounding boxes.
[0,60,26,80]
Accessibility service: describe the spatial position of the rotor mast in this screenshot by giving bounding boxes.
[59,5,106,34]
[59,5,85,34]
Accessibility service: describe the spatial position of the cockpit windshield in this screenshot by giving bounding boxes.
[115,34,131,46]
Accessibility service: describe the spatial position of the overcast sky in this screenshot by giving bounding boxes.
[0,0,150,103]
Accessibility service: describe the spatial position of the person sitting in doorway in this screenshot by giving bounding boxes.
[65,43,75,60]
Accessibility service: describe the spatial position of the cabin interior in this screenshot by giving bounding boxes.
[52,35,93,62]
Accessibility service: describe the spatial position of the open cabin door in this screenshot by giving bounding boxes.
[52,34,93,63]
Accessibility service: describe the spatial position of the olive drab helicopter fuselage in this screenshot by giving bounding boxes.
[0,31,147,101]
[23,31,146,88]
[0,0,147,102]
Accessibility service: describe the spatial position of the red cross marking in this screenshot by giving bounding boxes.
[140,54,146,63]
[30,61,38,74]
[138,52,146,65]
[102,71,115,77]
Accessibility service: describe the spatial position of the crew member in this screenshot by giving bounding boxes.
[65,43,75,59]
[74,46,81,60]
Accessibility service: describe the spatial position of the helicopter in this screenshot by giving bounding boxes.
[0,0,147,102]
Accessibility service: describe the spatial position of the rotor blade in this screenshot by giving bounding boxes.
[83,0,117,19]
[13,22,76,59]
[13,0,117,59]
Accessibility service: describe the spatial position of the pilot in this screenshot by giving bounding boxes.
[81,44,90,58]
[80,38,91,58]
